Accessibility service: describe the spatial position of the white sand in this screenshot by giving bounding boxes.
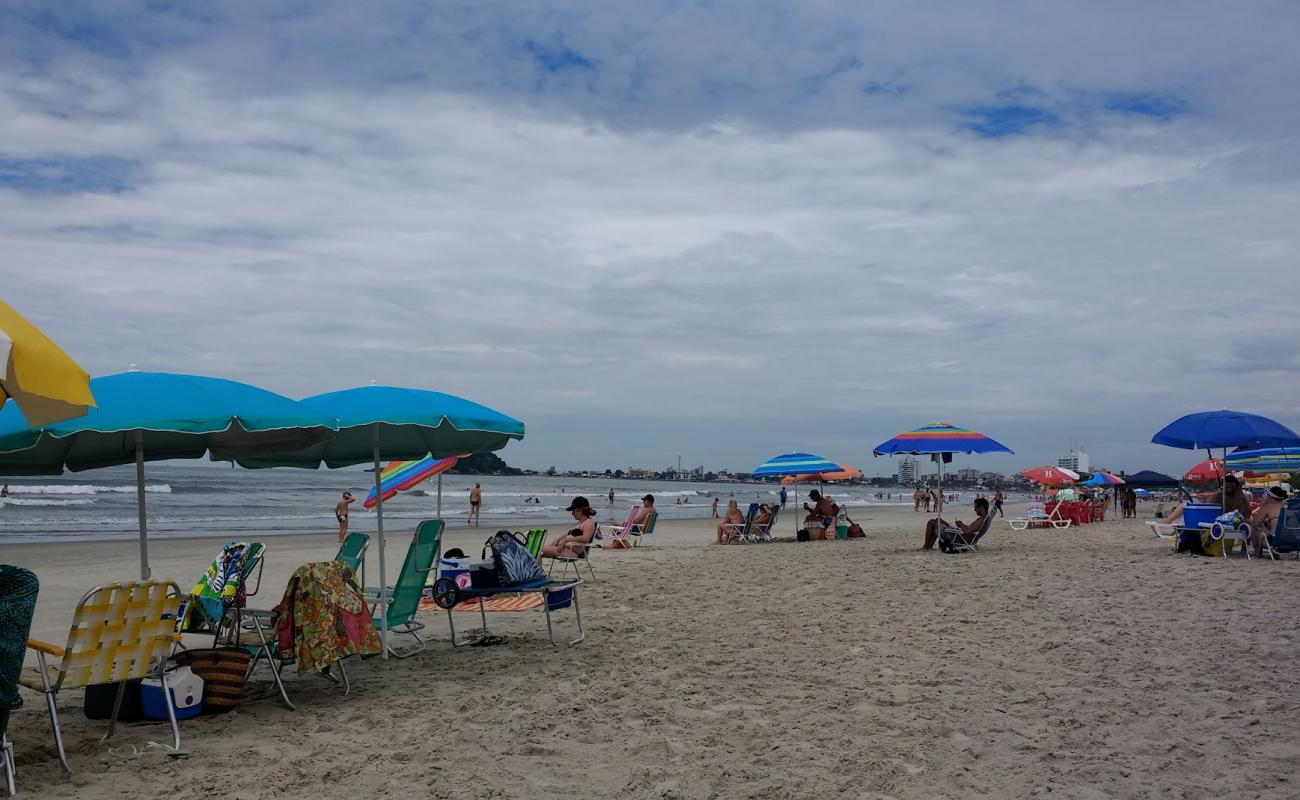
[5,504,1300,799]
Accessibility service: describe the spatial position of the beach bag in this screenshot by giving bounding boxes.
[797,528,810,542]
[486,531,546,586]
[847,523,865,538]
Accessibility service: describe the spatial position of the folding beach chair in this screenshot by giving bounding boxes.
[334,532,370,587]
[939,511,995,553]
[367,519,443,658]
[602,506,639,549]
[719,504,758,544]
[524,529,547,557]
[752,506,780,542]
[1007,503,1070,530]
[0,566,38,795]
[546,531,597,582]
[628,510,659,546]
[1257,498,1300,561]
[22,581,183,773]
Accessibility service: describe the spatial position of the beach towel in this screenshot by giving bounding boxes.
[419,594,543,613]
[185,541,256,629]
[271,561,381,673]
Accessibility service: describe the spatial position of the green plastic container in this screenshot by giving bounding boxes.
[835,525,849,540]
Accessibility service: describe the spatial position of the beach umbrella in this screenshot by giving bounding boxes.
[872,422,1013,530]
[237,385,525,657]
[0,298,96,426]
[752,453,844,533]
[779,464,862,484]
[363,454,463,513]
[0,371,338,579]
[1182,457,1225,484]
[1224,447,1300,474]
[1019,466,1078,486]
[1081,470,1123,486]
[1121,470,1180,489]
[1153,409,1300,499]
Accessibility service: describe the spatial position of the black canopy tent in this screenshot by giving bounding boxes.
[1121,470,1181,489]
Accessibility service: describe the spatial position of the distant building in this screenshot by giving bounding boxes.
[956,467,981,481]
[898,457,919,484]
[1058,448,1090,473]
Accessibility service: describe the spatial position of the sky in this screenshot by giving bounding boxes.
[3,1,1299,476]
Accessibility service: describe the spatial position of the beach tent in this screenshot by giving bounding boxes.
[1120,470,1180,489]
[0,371,337,579]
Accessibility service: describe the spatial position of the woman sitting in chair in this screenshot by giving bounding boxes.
[923,497,989,551]
[541,497,598,559]
[715,499,746,544]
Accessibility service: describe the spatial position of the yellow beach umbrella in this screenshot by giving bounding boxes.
[0,298,95,426]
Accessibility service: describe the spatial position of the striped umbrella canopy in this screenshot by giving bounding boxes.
[752,452,842,477]
[780,464,862,484]
[872,422,1013,456]
[1224,447,1300,474]
[363,454,462,510]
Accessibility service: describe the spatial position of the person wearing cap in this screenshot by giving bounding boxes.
[1248,486,1289,557]
[634,494,657,529]
[541,496,599,559]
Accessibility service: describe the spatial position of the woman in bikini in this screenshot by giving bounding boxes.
[541,496,599,558]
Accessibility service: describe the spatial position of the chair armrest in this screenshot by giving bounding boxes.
[27,637,66,657]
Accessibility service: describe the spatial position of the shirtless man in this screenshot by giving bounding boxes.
[335,491,355,542]
[468,483,482,526]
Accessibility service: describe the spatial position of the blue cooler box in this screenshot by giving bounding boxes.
[439,557,473,590]
[1181,503,1220,529]
[141,666,203,720]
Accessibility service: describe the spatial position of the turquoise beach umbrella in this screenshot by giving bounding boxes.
[0,371,338,579]
[237,385,525,657]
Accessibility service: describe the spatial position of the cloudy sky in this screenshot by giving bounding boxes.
[3,1,1298,475]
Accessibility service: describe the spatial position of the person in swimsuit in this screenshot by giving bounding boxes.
[716,499,745,544]
[468,483,482,526]
[541,496,598,558]
[335,491,355,542]
[993,488,1004,517]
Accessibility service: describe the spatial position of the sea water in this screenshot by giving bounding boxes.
[0,463,991,544]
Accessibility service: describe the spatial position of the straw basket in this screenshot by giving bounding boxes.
[173,647,249,712]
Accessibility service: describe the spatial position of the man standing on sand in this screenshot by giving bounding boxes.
[779,486,788,508]
[468,483,482,526]
[608,488,615,505]
[993,488,1004,517]
[335,491,355,542]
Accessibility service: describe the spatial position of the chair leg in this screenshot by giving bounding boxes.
[159,669,181,753]
[3,734,15,796]
[43,691,70,773]
[102,680,128,742]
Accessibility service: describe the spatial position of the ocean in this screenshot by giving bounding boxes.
[0,464,949,544]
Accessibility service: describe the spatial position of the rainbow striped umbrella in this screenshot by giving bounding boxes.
[872,423,1013,456]
[873,423,1012,527]
[364,454,462,510]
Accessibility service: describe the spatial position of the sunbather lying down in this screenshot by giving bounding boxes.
[923,498,989,550]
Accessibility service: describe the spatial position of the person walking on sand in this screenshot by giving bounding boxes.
[335,491,355,542]
[993,488,1004,517]
[468,483,482,526]
[711,497,720,518]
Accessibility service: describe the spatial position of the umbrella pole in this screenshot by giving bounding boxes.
[373,424,389,659]
[134,430,150,581]
[437,473,443,519]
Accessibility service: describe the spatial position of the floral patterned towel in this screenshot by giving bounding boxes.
[271,561,381,673]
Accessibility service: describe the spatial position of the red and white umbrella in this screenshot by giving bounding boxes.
[1183,457,1225,484]
[1020,465,1079,485]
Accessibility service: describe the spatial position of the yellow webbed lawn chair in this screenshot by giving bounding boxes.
[22,580,183,773]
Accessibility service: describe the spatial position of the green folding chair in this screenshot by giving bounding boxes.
[525,529,547,557]
[368,519,443,658]
[334,532,370,587]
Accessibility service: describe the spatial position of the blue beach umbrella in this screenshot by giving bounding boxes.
[237,385,525,656]
[1152,409,1300,497]
[0,371,338,579]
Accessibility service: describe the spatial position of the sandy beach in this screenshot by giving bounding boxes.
[4,503,1300,799]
